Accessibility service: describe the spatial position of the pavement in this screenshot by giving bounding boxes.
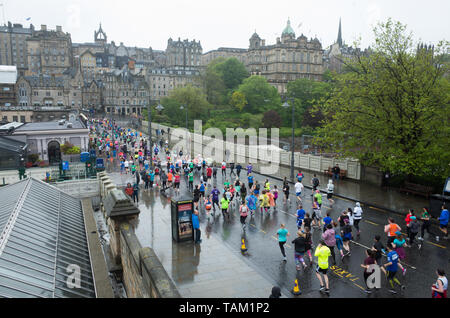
[108,171,278,298]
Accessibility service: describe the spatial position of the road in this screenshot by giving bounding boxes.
[99,125,448,298]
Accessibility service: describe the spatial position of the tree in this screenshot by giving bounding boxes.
[199,59,227,106]
[161,85,211,129]
[314,18,450,178]
[286,78,331,129]
[213,57,249,90]
[262,110,282,128]
[235,76,281,113]
[230,91,247,112]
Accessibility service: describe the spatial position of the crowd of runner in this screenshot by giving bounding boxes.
[88,117,448,298]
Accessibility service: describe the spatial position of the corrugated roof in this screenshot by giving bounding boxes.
[0,136,27,154]
[0,178,96,298]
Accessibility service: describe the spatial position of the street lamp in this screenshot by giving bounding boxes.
[282,97,295,181]
[180,104,188,155]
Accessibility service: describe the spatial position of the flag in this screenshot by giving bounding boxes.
[26,17,31,21]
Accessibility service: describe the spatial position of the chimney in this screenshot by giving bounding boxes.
[262,40,266,46]
[41,24,47,31]
[56,25,62,32]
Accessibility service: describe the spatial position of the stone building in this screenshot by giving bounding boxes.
[323,19,371,73]
[82,79,104,112]
[201,20,324,93]
[15,70,83,109]
[166,38,202,69]
[0,22,33,76]
[201,47,247,67]
[145,67,200,102]
[26,25,73,76]
[247,19,324,93]
[103,66,149,116]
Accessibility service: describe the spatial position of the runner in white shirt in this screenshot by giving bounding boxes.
[327,179,335,205]
[124,160,129,174]
[295,181,304,202]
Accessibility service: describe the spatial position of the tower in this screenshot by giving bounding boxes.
[337,18,343,47]
[94,23,107,45]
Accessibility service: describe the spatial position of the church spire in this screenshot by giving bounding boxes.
[337,17,342,47]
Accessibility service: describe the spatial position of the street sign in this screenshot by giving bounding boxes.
[62,161,70,171]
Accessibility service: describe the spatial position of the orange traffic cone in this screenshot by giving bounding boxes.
[291,279,301,296]
[241,239,247,253]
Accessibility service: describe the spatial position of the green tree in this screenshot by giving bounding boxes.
[314,19,450,178]
[199,59,227,105]
[286,78,331,128]
[160,85,211,129]
[213,57,249,90]
[230,91,247,112]
[235,76,281,113]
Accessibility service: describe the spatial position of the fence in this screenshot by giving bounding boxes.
[141,121,361,180]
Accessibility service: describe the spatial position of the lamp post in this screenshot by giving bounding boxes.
[180,104,188,155]
[282,97,295,181]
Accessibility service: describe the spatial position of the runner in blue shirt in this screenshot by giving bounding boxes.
[437,205,449,241]
[248,174,254,189]
[383,243,405,294]
[246,193,257,217]
[296,204,306,229]
[277,224,290,261]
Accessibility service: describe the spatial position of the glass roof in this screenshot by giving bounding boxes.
[0,179,96,298]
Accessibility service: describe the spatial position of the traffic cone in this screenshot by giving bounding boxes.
[241,239,247,253]
[291,279,301,296]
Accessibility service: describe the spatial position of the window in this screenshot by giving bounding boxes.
[46,91,50,97]
[20,116,26,123]
[13,116,18,122]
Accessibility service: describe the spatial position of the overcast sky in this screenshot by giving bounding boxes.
[2,0,449,52]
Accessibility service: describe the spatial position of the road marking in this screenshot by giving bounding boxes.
[353,283,366,291]
[364,220,379,226]
[370,206,386,213]
[426,241,446,249]
[350,240,417,270]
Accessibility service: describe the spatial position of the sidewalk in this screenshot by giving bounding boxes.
[108,172,281,298]
[251,163,429,216]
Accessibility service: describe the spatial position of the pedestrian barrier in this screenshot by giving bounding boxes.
[141,121,362,180]
[291,279,301,296]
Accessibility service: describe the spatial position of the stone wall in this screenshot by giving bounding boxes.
[99,173,180,298]
[120,223,181,298]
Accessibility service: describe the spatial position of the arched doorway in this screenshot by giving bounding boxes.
[48,141,61,165]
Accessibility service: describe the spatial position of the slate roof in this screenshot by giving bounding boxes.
[0,178,96,298]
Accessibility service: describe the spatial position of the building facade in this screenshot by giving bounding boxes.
[166,38,202,69]
[103,67,148,116]
[247,20,324,93]
[26,25,73,76]
[0,22,33,76]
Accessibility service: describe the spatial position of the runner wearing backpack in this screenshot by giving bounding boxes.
[311,174,320,196]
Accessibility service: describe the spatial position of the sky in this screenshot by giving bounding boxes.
[1,0,449,52]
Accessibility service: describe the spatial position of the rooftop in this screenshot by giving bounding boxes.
[13,119,87,132]
[0,178,96,298]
